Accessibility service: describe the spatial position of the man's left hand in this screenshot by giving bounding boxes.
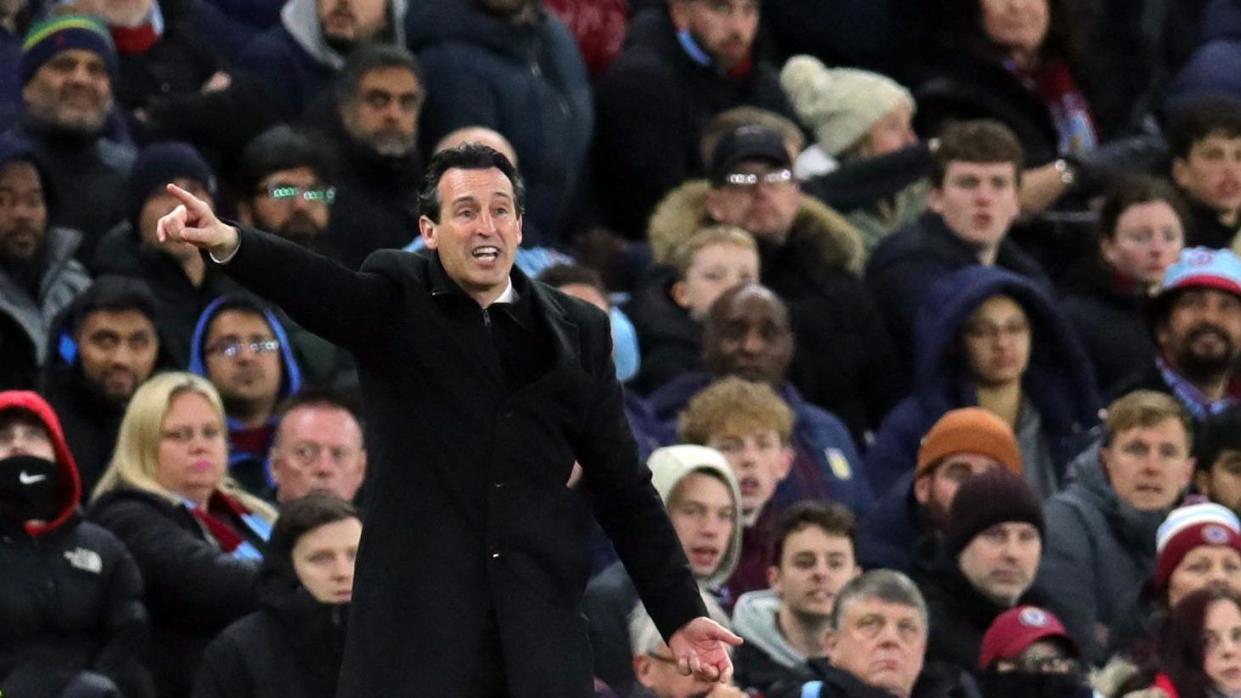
[668,617,743,683]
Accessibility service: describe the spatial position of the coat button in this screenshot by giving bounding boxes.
[490,550,501,560]
[493,481,505,489]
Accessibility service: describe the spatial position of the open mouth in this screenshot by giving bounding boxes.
[472,246,500,262]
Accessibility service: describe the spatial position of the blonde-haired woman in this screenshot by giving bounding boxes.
[90,372,277,698]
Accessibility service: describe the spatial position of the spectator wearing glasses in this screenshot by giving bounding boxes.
[236,125,338,260]
[267,388,366,505]
[93,141,243,366]
[189,295,302,497]
[648,120,899,446]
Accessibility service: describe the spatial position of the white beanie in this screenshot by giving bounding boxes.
[780,54,914,157]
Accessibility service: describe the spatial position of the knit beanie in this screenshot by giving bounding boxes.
[127,142,216,224]
[780,54,914,157]
[1153,502,1241,589]
[916,408,1023,479]
[20,16,118,86]
[943,468,1043,559]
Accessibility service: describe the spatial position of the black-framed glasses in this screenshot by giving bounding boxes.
[261,183,336,205]
[206,339,280,358]
[723,169,795,188]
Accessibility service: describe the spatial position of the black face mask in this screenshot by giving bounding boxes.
[977,669,1088,698]
[0,455,59,525]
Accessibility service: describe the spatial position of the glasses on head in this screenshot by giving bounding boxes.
[722,169,795,189]
[261,183,336,205]
[285,442,359,468]
[205,339,280,358]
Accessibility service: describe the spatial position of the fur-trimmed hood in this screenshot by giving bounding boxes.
[646,179,863,273]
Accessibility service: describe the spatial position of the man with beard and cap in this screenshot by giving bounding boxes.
[975,606,1092,698]
[0,390,154,697]
[315,43,424,270]
[238,0,408,119]
[586,444,744,695]
[1125,247,1241,426]
[40,275,170,495]
[92,140,241,367]
[855,407,1024,576]
[3,15,133,261]
[0,138,90,388]
[189,295,303,497]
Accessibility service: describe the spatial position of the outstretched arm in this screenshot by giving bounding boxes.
[157,183,392,351]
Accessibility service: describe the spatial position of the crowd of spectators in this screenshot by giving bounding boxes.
[8,0,1241,696]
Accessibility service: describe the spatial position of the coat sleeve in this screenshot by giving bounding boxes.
[191,632,253,698]
[92,535,156,698]
[90,499,258,629]
[217,226,395,354]
[863,399,924,497]
[1034,496,1104,663]
[575,311,707,642]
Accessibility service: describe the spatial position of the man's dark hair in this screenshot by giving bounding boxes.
[416,143,525,223]
[69,275,158,336]
[267,492,359,560]
[334,43,424,104]
[203,296,275,343]
[1165,97,1241,161]
[537,263,606,295]
[931,119,1025,187]
[1097,175,1189,243]
[274,387,364,435]
[1195,406,1241,475]
[770,500,856,565]
[237,125,336,197]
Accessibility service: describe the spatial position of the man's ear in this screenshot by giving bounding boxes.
[667,0,692,31]
[767,564,781,591]
[823,628,839,661]
[670,280,692,310]
[1171,157,1191,191]
[775,446,794,482]
[704,188,726,223]
[237,200,254,227]
[927,185,945,216]
[913,475,932,506]
[419,215,438,249]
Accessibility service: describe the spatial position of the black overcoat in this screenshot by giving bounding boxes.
[220,227,706,697]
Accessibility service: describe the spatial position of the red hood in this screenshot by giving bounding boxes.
[0,391,82,535]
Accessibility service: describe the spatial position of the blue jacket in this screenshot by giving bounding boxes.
[648,372,874,516]
[854,471,925,575]
[865,266,1100,496]
[187,296,303,493]
[406,2,592,247]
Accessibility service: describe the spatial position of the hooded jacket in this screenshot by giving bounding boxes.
[188,296,303,496]
[865,266,1100,497]
[237,0,409,118]
[731,589,815,694]
[192,522,348,698]
[647,180,899,443]
[585,448,743,694]
[1033,443,1169,666]
[405,1,592,247]
[0,391,153,698]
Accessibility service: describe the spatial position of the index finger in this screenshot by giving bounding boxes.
[165,182,211,218]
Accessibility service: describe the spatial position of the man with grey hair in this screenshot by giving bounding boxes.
[766,571,977,698]
[629,598,747,698]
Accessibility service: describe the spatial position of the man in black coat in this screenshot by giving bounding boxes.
[156,144,740,696]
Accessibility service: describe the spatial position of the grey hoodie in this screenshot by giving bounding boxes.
[280,0,408,70]
[731,589,805,669]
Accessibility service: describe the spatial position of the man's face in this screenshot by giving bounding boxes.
[1101,200,1185,286]
[340,66,423,157]
[0,160,47,262]
[243,167,333,245]
[958,522,1041,607]
[666,471,735,578]
[0,414,54,461]
[770,526,860,621]
[1173,133,1241,216]
[270,405,367,503]
[317,0,389,45]
[419,167,522,302]
[913,453,1003,528]
[1156,288,1241,383]
[21,49,112,133]
[673,242,760,322]
[669,0,759,70]
[1101,419,1194,511]
[827,597,926,698]
[703,287,795,385]
[980,0,1049,56]
[707,427,792,524]
[202,310,283,410]
[705,160,800,242]
[139,177,213,263]
[292,516,362,604]
[930,161,1020,252]
[76,309,159,402]
[960,295,1031,388]
[1198,449,1241,515]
